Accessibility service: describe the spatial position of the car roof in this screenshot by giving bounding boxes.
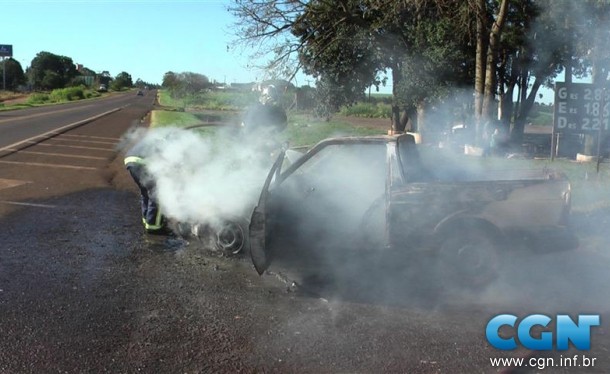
[308,133,413,148]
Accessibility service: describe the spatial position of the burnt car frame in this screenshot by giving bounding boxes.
[249,134,576,288]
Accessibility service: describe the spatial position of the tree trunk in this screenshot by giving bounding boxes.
[391,63,406,133]
[400,109,410,131]
[416,100,425,142]
[474,0,487,145]
[481,0,509,141]
[513,77,543,145]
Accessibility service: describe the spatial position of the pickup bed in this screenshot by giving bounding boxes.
[249,134,577,288]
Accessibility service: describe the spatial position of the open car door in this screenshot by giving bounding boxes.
[249,150,285,275]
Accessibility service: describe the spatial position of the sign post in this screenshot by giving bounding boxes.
[553,82,610,162]
[0,44,13,91]
[597,87,606,172]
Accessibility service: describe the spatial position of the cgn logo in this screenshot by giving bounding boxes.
[486,314,600,350]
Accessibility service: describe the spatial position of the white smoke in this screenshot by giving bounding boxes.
[124,125,279,229]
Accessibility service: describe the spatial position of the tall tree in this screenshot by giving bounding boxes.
[229,0,306,79]
[291,0,384,118]
[27,51,77,90]
[111,71,133,91]
[231,0,608,149]
[162,71,211,97]
[162,71,179,90]
[2,58,25,91]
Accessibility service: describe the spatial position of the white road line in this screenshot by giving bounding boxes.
[0,160,98,170]
[3,149,107,160]
[51,137,117,145]
[0,178,29,190]
[25,142,115,152]
[61,134,121,141]
[0,200,56,208]
[0,107,123,154]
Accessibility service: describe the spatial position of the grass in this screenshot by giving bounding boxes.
[151,109,385,148]
[158,89,257,111]
[339,101,392,118]
[280,114,386,147]
[157,90,186,108]
[150,110,202,128]
[154,89,386,148]
[0,87,103,111]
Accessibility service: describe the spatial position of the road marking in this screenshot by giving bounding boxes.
[0,104,95,125]
[61,134,121,141]
[0,107,123,154]
[2,149,107,160]
[51,137,118,146]
[0,200,56,208]
[0,178,29,190]
[24,141,115,152]
[0,160,98,170]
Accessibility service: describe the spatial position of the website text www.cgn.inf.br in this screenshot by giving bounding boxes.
[490,355,598,370]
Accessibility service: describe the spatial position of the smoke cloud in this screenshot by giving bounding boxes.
[122,125,281,230]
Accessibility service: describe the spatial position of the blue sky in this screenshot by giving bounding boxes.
[3,0,308,86]
[2,0,565,101]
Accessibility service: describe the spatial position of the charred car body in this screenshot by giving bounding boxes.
[249,134,576,288]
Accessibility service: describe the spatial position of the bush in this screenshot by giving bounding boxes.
[27,93,50,104]
[49,86,85,102]
[339,102,392,118]
[85,90,101,99]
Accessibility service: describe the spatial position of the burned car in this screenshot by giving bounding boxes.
[249,134,576,289]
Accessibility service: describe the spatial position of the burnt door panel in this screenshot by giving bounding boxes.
[249,150,285,275]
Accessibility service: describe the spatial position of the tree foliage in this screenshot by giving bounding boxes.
[110,71,133,91]
[27,51,78,90]
[2,58,26,91]
[231,0,610,147]
[161,71,211,96]
[229,0,306,79]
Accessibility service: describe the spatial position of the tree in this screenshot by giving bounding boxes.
[110,71,133,91]
[232,0,476,133]
[391,1,476,134]
[27,51,77,90]
[231,0,609,150]
[179,72,210,93]
[2,58,25,91]
[162,71,211,97]
[229,0,307,79]
[98,71,113,87]
[162,71,180,90]
[290,0,384,118]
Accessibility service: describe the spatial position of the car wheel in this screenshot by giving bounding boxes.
[215,218,249,255]
[437,227,499,290]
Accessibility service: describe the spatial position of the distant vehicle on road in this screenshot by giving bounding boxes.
[98,84,108,92]
[136,90,144,96]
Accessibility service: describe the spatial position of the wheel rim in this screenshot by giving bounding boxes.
[216,221,245,254]
[441,234,498,288]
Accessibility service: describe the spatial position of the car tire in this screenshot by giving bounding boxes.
[215,218,249,255]
[437,227,499,290]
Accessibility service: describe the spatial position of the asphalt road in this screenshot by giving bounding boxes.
[0,92,153,150]
[0,93,609,373]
